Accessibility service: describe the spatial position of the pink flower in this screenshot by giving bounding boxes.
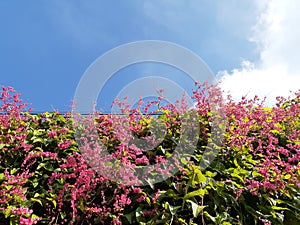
[48,131,57,138]
[59,127,69,135]
[133,187,142,193]
[259,218,272,225]
[135,155,149,165]
[58,140,72,150]
[119,194,131,205]
[152,189,160,203]
[19,216,41,225]
[136,194,146,203]
[20,217,32,225]
[142,208,157,217]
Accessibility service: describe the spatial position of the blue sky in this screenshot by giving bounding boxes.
[1,1,299,112]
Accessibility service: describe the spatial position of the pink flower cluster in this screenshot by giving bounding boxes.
[58,140,72,150]
[224,92,300,196]
[1,84,299,225]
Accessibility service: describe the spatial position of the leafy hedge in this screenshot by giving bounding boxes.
[0,85,299,225]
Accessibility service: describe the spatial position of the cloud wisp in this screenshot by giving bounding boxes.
[219,0,300,106]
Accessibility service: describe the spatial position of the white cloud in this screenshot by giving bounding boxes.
[219,0,300,106]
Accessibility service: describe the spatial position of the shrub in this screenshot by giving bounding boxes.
[0,85,299,225]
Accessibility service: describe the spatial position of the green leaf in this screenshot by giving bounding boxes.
[231,169,244,182]
[222,222,232,225]
[146,197,151,206]
[6,185,13,190]
[4,209,11,218]
[145,178,156,189]
[78,198,84,212]
[183,189,207,203]
[178,218,188,225]
[0,173,5,181]
[10,168,19,175]
[164,202,180,215]
[60,211,66,219]
[31,198,43,206]
[33,129,45,136]
[32,137,45,144]
[31,179,39,188]
[231,181,243,189]
[157,189,179,202]
[204,211,216,223]
[252,171,262,177]
[46,198,57,208]
[181,157,188,165]
[196,171,207,183]
[37,162,54,171]
[205,171,217,178]
[186,200,206,218]
[272,206,289,211]
[10,217,18,225]
[135,207,142,222]
[124,212,134,224]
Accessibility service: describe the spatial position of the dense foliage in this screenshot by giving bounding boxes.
[0,85,299,225]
